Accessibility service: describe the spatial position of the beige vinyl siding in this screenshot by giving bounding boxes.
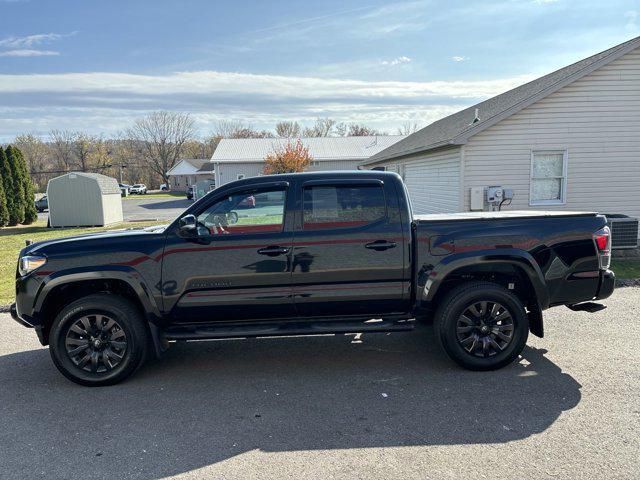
[463,46,640,221]
[215,162,264,186]
[367,147,461,214]
[307,159,361,171]
[403,148,461,214]
[214,159,361,186]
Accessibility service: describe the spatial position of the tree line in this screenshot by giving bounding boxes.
[0,145,37,226]
[12,112,421,191]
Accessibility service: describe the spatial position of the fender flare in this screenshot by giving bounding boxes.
[34,266,162,319]
[419,248,550,310]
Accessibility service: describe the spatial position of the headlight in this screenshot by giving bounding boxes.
[18,255,47,276]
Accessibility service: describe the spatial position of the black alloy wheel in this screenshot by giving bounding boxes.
[64,314,128,373]
[456,301,514,357]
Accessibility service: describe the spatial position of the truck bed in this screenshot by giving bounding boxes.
[414,210,598,223]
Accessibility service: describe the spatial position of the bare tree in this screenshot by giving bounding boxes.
[275,121,301,138]
[126,111,195,185]
[347,124,380,136]
[211,120,273,139]
[72,132,93,172]
[303,117,337,137]
[397,121,421,135]
[13,134,51,191]
[49,130,76,171]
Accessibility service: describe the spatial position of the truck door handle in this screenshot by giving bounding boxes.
[257,246,290,256]
[365,240,397,251]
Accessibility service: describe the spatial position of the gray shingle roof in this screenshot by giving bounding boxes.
[182,158,209,169]
[364,35,640,164]
[67,172,121,194]
[211,135,407,163]
[197,163,216,172]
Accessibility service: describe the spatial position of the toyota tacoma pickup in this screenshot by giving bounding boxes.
[11,171,615,386]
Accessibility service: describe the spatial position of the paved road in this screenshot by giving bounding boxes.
[0,288,638,479]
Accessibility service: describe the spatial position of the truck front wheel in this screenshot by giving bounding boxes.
[434,282,529,370]
[49,294,149,386]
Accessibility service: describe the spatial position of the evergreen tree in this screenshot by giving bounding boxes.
[0,157,8,226]
[13,146,37,224]
[5,146,25,225]
[0,148,17,226]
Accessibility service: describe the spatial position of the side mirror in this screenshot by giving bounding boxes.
[178,214,197,237]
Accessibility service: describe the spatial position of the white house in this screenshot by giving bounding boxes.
[166,158,214,191]
[362,36,640,234]
[211,135,406,186]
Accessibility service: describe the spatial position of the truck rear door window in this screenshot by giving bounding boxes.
[303,185,386,230]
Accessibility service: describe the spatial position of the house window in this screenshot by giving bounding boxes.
[237,174,245,180]
[530,150,567,205]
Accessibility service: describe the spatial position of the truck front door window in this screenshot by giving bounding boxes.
[197,189,285,235]
[303,185,386,230]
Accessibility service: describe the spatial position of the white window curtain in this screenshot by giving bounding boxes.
[531,151,567,204]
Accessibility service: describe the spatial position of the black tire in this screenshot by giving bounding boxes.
[434,282,529,371]
[49,294,149,386]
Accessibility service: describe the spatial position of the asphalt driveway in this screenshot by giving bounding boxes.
[0,288,638,479]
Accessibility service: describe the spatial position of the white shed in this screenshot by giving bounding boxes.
[47,172,123,227]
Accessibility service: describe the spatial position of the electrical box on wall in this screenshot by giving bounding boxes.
[470,187,484,211]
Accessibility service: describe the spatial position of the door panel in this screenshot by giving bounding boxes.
[291,180,408,317]
[162,187,295,323]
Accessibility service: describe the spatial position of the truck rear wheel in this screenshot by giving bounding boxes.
[49,294,149,386]
[434,282,529,370]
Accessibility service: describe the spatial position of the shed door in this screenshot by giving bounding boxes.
[402,151,460,214]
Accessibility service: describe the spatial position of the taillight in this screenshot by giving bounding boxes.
[593,226,611,270]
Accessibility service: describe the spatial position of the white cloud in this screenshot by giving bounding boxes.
[381,56,412,66]
[0,49,59,57]
[0,32,76,49]
[0,70,534,99]
[0,69,536,139]
[451,56,469,62]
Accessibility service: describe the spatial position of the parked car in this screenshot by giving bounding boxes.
[118,184,130,197]
[11,171,615,386]
[129,184,147,194]
[34,195,48,212]
[160,184,169,191]
[186,186,194,200]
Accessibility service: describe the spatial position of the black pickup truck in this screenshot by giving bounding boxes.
[11,171,614,386]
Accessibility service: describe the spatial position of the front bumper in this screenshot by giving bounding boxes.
[595,269,615,300]
[10,302,34,328]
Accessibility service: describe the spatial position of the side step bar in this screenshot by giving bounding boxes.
[164,318,415,341]
[567,302,607,313]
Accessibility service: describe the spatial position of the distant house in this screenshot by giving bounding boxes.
[362,35,640,228]
[211,136,406,186]
[166,158,214,191]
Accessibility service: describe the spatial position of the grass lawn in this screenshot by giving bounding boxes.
[0,220,162,306]
[123,192,185,200]
[611,258,640,280]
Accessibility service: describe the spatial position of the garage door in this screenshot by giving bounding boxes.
[402,149,460,214]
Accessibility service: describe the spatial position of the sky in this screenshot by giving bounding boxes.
[0,0,638,141]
